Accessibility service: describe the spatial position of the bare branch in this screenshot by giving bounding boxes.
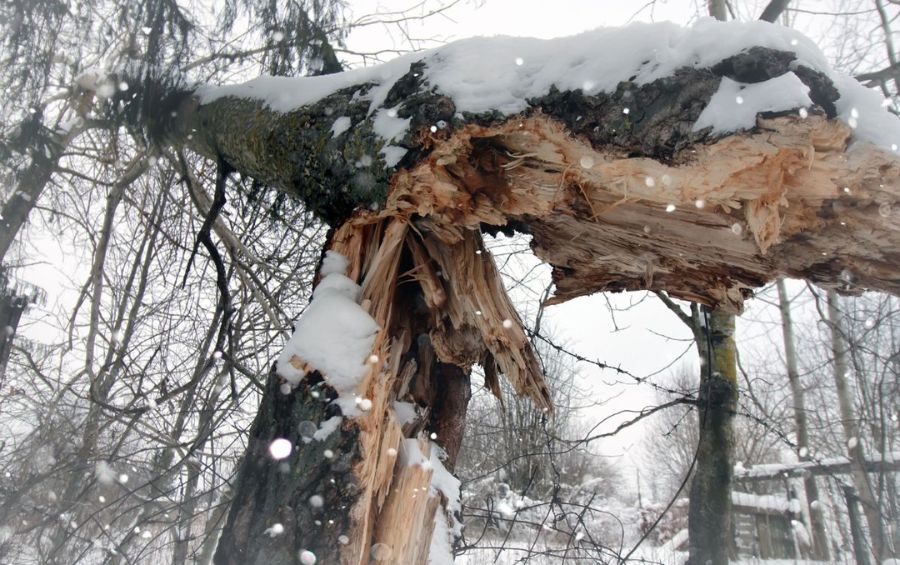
[759,0,791,23]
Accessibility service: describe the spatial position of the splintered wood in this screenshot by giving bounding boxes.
[383,113,900,312]
[323,215,545,564]
[372,437,441,563]
[301,112,900,565]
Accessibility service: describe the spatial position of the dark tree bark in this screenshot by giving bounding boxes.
[214,369,363,565]
[0,269,32,378]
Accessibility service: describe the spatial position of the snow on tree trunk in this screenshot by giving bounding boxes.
[147,23,900,565]
[776,279,830,560]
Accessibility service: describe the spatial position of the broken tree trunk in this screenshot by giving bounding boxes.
[214,217,537,565]
[826,289,890,562]
[150,25,900,565]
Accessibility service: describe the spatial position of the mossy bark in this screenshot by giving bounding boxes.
[688,308,737,565]
[776,279,830,560]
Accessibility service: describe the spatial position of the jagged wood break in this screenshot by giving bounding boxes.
[185,46,900,565]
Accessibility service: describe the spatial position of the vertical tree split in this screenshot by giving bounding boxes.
[688,309,737,565]
[215,217,548,564]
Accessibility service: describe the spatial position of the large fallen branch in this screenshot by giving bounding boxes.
[149,20,900,565]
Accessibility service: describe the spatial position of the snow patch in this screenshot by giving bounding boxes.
[373,107,411,142]
[428,509,454,565]
[199,19,900,157]
[312,416,342,442]
[381,146,408,168]
[732,491,792,513]
[429,443,462,537]
[276,251,378,416]
[694,73,811,134]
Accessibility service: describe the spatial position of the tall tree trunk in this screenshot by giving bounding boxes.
[688,307,737,565]
[826,290,888,562]
[691,5,737,559]
[196,487,232,565]
[214,218,539,565]
[844,485,874,565]
[776,279,830,560]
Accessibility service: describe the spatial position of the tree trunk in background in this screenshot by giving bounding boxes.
[0,120,90,266]
[688,308,737,565]
[708,0,728,22]
[776,279,830,560]
[844,485,874,565]
[196,488,231,565]
[826,290,889,562]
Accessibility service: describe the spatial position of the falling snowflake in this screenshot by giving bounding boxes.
[371,543,392,561]
[298,421,317,440]
[269,438,292,460]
